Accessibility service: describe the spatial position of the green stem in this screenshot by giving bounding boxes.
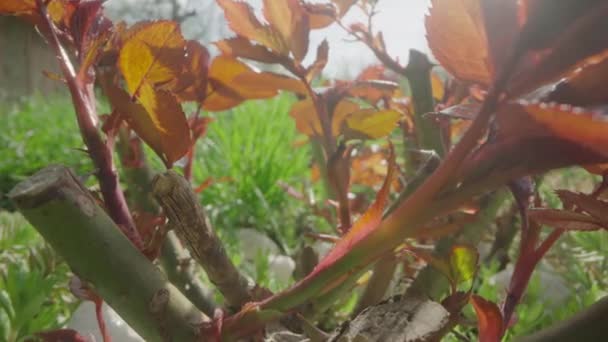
[9,165,205,341]
[404,50,445,157]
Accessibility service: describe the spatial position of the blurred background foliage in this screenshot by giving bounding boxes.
[1,95,606,340]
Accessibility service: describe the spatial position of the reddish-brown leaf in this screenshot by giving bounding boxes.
[455,103,608,187]
[289,7,310,62]
[528,208,604,231]
[426,0,492,85]
[215,37,283,64]
[509,2,608,96]
[172,40,209,104]
[105,82,191,167]
[470,295,503,342]
[306,39,329,82]
[555,190,608,226]
[547,49,608,107]
[522,102,608,158]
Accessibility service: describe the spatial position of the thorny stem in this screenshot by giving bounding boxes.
[95,300,111,342]
[294,64,351,232]
[35,0,142,248]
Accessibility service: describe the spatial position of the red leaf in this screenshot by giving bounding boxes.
[470,295,503,342]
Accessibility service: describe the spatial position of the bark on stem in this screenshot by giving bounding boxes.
[152,171,253,309]
[9,165,205,342]
[116,132,217,316]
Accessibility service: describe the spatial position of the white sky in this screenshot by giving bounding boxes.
[225,0,432,78]
[106,0,431,78]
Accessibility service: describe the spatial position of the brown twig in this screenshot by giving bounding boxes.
[152,171,253,309]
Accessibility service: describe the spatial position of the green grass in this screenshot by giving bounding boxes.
[0,95,93,210]
[192,94,312,251]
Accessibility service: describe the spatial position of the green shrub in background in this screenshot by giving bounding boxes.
[0,96,92,210]
[193,94,312,251]
[0,212,76,342]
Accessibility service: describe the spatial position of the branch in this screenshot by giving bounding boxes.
[161,232,217,316]
[36,0,142,248]
[152,171,253,309]
[9,165,205,341]
[332,296,450,341]
[116,131,217,316]
[518,296,608,342]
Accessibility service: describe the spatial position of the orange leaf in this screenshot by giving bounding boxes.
[303,2,336,29]
[233,71,307,96]
[215,37,282,64]
[203,56,274,111]
[426,0,492,85]
[118,21,186,96]
[217,0,288,54]
[0,0,36,14]
[289,7,310,62]
[470,295,503,342]
[310,145,396,276]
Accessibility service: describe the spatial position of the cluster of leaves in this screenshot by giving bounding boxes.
[2,0,608,341]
